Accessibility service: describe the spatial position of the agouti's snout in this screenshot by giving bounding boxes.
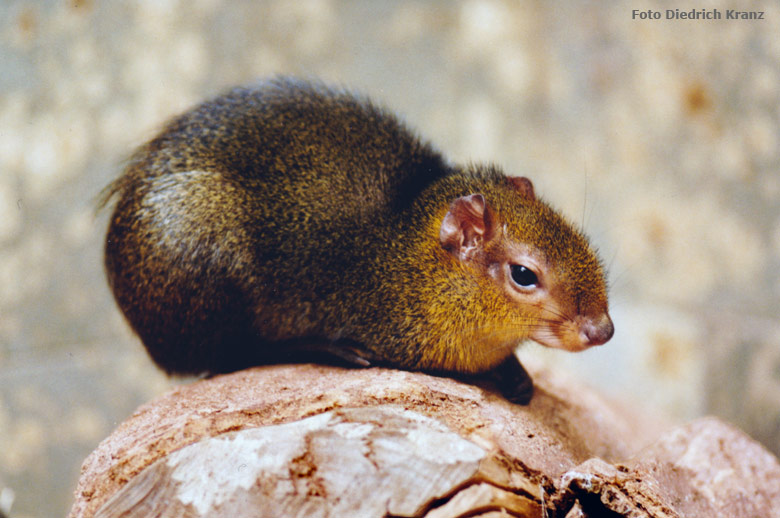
[580,313,614,347]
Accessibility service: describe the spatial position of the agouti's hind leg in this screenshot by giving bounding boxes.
[491,355,534,405]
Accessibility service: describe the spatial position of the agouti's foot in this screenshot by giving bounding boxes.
[492,356,534,405]
[325,338,374,367]
[293,337,375,368]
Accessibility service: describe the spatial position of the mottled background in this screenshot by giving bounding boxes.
[1,1,778,517]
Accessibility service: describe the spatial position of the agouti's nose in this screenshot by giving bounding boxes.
[582,314,614,346]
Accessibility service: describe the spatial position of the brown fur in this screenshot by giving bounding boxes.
[103,77,612,403]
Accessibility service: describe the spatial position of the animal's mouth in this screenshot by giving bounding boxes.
[531,313,614,352]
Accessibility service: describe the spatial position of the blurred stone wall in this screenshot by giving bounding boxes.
[0,1,778,517]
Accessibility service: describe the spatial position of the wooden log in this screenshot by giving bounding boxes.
[67,361,780,518]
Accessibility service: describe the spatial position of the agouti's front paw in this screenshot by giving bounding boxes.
[492,356,535,405]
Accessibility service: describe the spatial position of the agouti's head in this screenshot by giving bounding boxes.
[439,174,613,355]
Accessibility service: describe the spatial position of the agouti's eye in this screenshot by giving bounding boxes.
[510,264,538,288]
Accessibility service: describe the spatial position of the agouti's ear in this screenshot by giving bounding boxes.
[439,194,494,261]
[507,176,535,200]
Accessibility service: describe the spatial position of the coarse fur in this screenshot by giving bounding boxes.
[103,77,613,403]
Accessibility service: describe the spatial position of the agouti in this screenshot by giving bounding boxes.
[103,77,613,404]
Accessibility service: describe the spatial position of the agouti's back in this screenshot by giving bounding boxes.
[115,79,448,222]
[104,77,613,403]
